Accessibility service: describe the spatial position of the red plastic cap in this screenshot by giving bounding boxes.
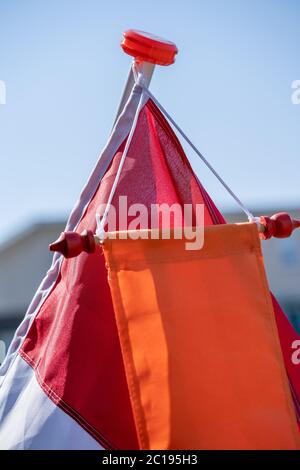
[121,29,178,66]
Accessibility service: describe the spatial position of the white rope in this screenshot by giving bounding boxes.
[139,81,254,221]
[96,77,145,238]
[97,61,254,236]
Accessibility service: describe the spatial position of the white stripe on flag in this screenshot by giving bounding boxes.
[0,355,103,450]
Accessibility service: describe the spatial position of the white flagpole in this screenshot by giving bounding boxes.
[113,62,155,127]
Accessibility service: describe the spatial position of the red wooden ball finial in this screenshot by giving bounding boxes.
[49,230,96,258]
[121,30,178,66]
[260,212,300,240]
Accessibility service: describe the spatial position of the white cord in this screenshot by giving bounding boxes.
[96,72,145,238]
[137,77,254,221]
[97,60,254,237]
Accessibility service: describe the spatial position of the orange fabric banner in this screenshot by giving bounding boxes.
[103,223,300,450]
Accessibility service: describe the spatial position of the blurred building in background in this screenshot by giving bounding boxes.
[0,221,65,355]
[227,208,300,333]
[0,208,299,361]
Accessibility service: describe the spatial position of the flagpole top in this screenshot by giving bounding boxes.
[121,30,178,66]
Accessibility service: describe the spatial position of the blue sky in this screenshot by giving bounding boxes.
[0,0,299,243]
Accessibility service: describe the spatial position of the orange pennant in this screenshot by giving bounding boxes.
[103,223,300,449]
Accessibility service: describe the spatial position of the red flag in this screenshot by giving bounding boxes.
[19,98,224,449]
